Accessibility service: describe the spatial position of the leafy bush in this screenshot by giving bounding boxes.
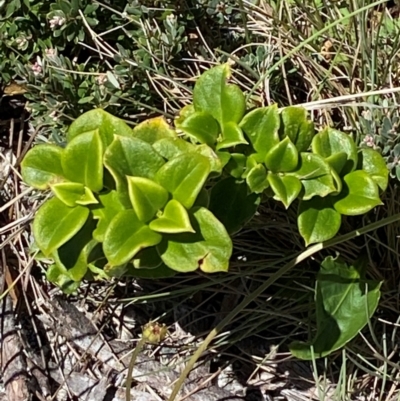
[21,64,388,297]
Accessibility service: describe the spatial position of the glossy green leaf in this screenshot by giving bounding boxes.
[193,64,246,127]
[103,210,162,266]
[67,108,134,147]
[312,128,358,175]
[264,137,299,172]
[268,173,301,208]
[196,144,223,174]
[247,164,269,193]
[280,106,314,152]
[149,199,194,234]
[217,122,248,150]
[290,255,381,359]
[157,207,232,273]
[175,109,219,146]
[51,182,98,207]
[289,153,337,200]
[21,144,64,189]
[62,130,104,192]
[239,105,280,157]
[298,197,342,246]
[33,197,89,256]
[92,190,124,242]
[358,148,389,191]
[153,137,195,160]
[155,153,210,209]
[245,153,265,173]
[127,176,168,222]
[216,151,231,169]
[153,139,222,174]
[46,264,81,294]
[104,135,165,207]
[52,218,97,281]
[226,153,247,178]
[209,177,260,234]
[333,170,383,216]
[325,152,348,176]
[132,116,176,144]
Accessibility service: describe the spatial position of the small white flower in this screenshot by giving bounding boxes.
[166,13,176,22]
[15,36,27,49]
[31,56,43,76]
[45,48,56,58]
[49,15,65,29]
[96,74,107,85]
[362,134,375,148]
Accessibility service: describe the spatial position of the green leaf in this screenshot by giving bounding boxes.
[21,145,64,189]
[33,198,89,256]
[150,199,194,234]
[153,139,222,174]
[155,153,210,209]
[209,177,260,234]
[298,197,342,246]
[246,164,269,193]
[280,106,314,152]
[132,116,177,144]
[289,153,337,200]
[106,71,120,89]
[268,173,301,208]
[196,144,223,174]
[52,218,97,282]
[153,137,195,160]
[46,264,81,294]
[92,191,125,242]
[51,182,98,207]
[312,128,358,175]
[239,105,280,158]
[193,64,245,127]
[290,255,381,359]
[62,130,104,192]
[103,210,162,266]
[226,153,247,178]
[333,170,383,215]
[264,137,299,172]
[127,176,168,222]
[157,207,232,273]
[217,122,248,150]
[325,152,348,176]
[68,109,134,147]
[104,136,165,207]
[358,148,389,191]
[175,109,219,146]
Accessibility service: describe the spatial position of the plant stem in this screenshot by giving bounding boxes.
[125,336,146,401]
[167,212,400,401]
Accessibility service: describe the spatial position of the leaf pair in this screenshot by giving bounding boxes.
[176,64,247,149]
[290,255,381,359]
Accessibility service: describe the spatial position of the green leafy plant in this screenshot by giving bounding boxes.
[176,64,388,245]
[21,64,389,292]
[21,64,389,359]
[22,108,233,293]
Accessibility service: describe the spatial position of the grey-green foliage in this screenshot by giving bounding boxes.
[359,103,400,181]
[0,0,253,140]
